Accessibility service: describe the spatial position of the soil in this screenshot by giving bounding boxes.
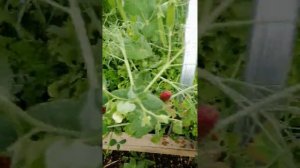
[103,151,197,168]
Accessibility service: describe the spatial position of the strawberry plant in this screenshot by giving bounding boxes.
[198,0,300,167]
[102,0,198,165]
[0,0,102,167]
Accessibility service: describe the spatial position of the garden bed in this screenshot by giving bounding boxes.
[103,151,197,168]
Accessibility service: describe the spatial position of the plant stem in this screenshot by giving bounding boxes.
[68,0,98,89]
[41,0,69,13]
[171,85,196,99]
[103,88,127,100]
[157,0,168,47]
[118,35,135,87]
[144,48,184,92]
[167,31,173,61]
[107,123,130,128]
[216,84,300,130]
[199,0,235,39]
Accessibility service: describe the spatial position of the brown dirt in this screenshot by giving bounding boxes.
[103,151,197,168]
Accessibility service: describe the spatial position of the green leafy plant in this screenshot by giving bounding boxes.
[198,0,300,167]
[122,152,155,168]
[109,138,126,150]
[103,0,197,146]
[0,0,101,167]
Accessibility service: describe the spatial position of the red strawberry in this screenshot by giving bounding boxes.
[198,105,219,139]
[160,91,172,102]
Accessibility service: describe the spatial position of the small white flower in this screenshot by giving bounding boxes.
[112,112,124,123]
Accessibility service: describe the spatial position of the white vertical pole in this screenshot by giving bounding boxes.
[180,0,198,88]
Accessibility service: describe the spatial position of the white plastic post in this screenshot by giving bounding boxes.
[180,0,198,88]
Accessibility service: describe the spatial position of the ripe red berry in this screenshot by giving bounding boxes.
[160,91,172,102]
[198,105,219,139]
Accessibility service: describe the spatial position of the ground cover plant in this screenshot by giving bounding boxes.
[102,0,198,167]
[198,0,300,167]
[0,0,101,167]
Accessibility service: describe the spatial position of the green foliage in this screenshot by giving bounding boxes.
[122,157,154,168]
[0,0,101,167]
[122,152,155,168]
[198,0,300,167]
[103,0,197,144]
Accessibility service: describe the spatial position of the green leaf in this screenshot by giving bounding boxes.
[156,115,169,124]
[124,111,154,138]
[134,71,152,87]
[0,113,18,151]
[45,139,101,168]
[123,158,137,168]
[119,139,127,144]
[125,37,153,60]
[0,54,13,99]
[117,144,121,150]
[141,115,151,127]
[141,19,159,42]
[117,101,136,114]
[111,89,129,99]
[27,99,82,131]
[141,93,164,112]
[9,135,58,168]
[123,0,156,19]
[151,124,164,143]
[109,139,117,146]
[127,88,137,99]
[172,120,183,134]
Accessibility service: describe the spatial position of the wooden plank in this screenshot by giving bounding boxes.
[103,133,197,157]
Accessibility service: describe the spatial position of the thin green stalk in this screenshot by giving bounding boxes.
[216,84,300,130]
[157,0,168,47]
[107,123,130,128]
[103,89,127,100]
[144,48,184,92]
[199,0,235,39]
[40,0,69,13]
[118,36,135,87]
[68,0,98,89]
[167,31,173,61]
[171,85,196,99]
